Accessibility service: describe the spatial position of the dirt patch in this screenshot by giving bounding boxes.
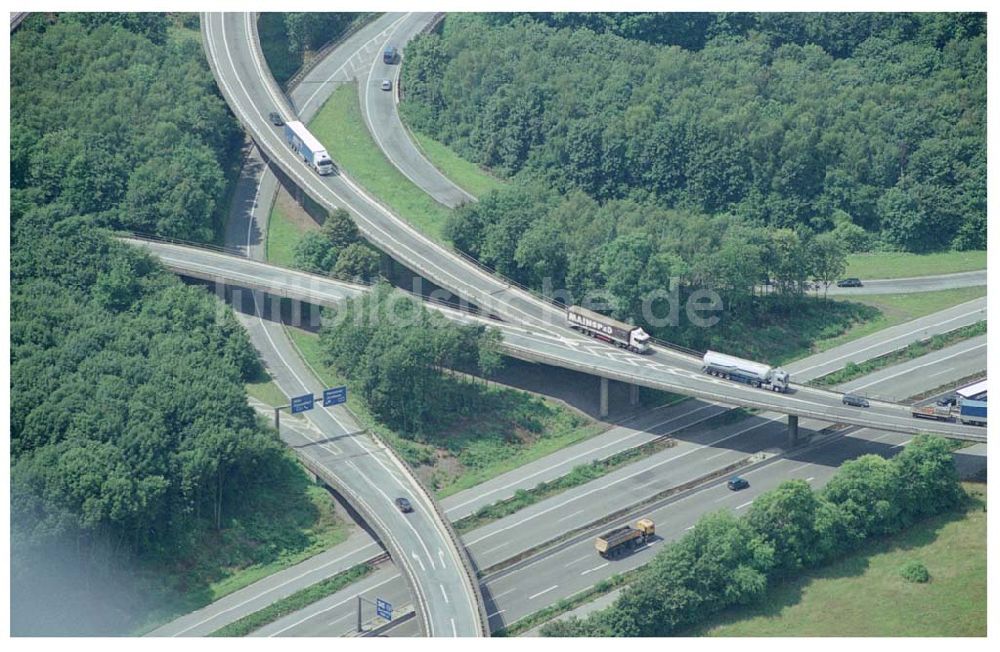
[274,183,322,233]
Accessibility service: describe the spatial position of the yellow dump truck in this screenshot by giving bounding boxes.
[595,518,655,558]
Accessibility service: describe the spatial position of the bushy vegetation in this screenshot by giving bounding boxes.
[292,208,381,281]
[899,560,931,584]
[11,14,242,242]
[404,13,984,252]
[10,14,342,634]
[542,436,964,636]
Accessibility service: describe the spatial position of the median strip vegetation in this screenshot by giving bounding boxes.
[812,321,986,387]
[209,562,374,636]
[309,82,453,240]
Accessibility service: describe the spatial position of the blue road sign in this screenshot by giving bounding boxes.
[323,386,348,407]
[290,393,315,414]
[376,598,392,621]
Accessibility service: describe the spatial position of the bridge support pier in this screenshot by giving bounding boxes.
[629,384,640,407]
[600,377,609,418]
[787,415,800,447]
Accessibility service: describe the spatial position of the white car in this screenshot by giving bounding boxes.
[380,79,392,91]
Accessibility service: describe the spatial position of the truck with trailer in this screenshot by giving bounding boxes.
[701,350,790,393]
[595,518,655,558]
[958,399,987,426]
[283,121,334,176]
[566,306,651,354]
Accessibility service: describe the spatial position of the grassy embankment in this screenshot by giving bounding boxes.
[845,250,986,280]
[798,286,987,362]
[309,83,454,240]
[283,327,604,498]
[690,482,986,637]
[135,453,350,633]
[410,130,507,197]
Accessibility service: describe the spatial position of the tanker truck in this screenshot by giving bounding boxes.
[702,350,790,393]
[567,305,650,354]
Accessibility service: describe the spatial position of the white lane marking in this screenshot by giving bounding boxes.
[706,449,733,461]
[440,584,449,604]
[528,585,559,600]
[893,439,913,448]
[736,500,754,510]
[788,463,811,473]
[581,563,609,576]
[438,548,447,569]
[714,493,734,503]
[685,525,696,531]
[451,618,457,637]
[805,477,815,483]
[564,554,592,568]
[411,551,426,572]
[556,508,588,523]
[491,588,517,600]
[479,540,510,556]
[487,609,506,618]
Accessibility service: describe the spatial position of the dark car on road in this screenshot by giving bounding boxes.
[727,476,749,491]
[937,395,958,407]
[842,393,870,408]
[836,278,863,287]
[395,497,413,513]
[268,111,283,126]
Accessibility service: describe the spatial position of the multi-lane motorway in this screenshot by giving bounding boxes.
[179,11,987,637]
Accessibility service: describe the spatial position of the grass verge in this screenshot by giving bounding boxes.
[309,83,453,240]
[689,483,986,636]
[283,326,607,499]
[802,286,987,358]
[410,130,507,198]
[846,250,986,279]
[813,321,986,387]
[265,190,312,268]
[210,563,373,636]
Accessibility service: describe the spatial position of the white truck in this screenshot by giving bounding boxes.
[702,350,790,393]
[566,305,650,353]
[284,120,334,176]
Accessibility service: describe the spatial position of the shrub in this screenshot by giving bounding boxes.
[900,560,930,583]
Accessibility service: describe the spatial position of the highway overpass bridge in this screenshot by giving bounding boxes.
[127,237,987,445]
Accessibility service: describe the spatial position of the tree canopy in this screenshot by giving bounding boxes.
[402,12,985,253]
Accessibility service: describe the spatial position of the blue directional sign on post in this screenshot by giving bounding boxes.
[290,393,315,414]
[376,598,392,621]
[323,386,347,407]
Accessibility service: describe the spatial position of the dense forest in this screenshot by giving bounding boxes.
[541,436,965,636]
[403,13,985,252]
[9,14,318,634]
[400,12,985,356]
